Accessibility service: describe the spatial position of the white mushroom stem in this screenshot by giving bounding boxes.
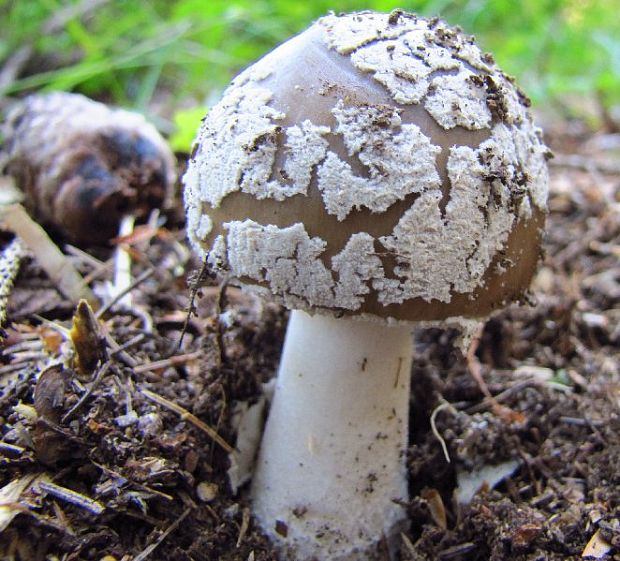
[111,214,135,308]
[251,309,413,561]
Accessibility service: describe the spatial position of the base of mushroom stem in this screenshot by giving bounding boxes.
[251,310,414,561]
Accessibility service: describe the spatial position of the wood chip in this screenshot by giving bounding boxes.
[582,529,612,559]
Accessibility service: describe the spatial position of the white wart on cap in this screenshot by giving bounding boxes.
[184,11,549,322]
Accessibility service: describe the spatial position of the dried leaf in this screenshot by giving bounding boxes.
[0,473,51,533]
[510,523,543,549]
[33,364,73,465]
[0,473,38,532]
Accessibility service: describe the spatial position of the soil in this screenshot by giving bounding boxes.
[0,119,619,561]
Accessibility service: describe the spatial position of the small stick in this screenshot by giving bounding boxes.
[91,461,174,502]
[110,333,146,355]
[178,259,210,351]
[0,363,30,376]
[141,388,234,453]
[236,507,251,547]
[0,203,96,305]
[63,243,106,270]
[466,325,525,423]
[95,268,154,319]
[133,351,202,374]
[400,533,417,557]
[64,244,112,286]
[38,481,104,515]
[132,507,191,561]
[62,362,111,423]
[104,332,137,368]
[0,441,25,456]
[438,543,477,560]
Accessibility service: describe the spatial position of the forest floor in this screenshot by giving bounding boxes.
[0,118,619,561]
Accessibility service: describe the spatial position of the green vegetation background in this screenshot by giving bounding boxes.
[2,0,619,150]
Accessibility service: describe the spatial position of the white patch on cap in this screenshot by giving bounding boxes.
[494,76,526,126]
[372,71,430,105]
[184,72,332,213]
[233,59,275,85]
[514,126,549,212]
[319,12,421,54]
[376,128,526,304]
[332,233,383,309]
[317,101,441,220]
[318,12,494,120]
[415,35,461,71]
[280,120,330,198]
[424,71,492,130]
[480,123,548,213]
[185,180,206,257]
[375,190,447,303]
[224,220,335,308]
[207,234,227,270]
[428,24,492,72]
[185,81,284,208]
[350,37,432,104]
[195,214,213,241]
[217,220,383,311]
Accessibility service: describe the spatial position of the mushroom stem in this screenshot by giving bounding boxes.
[251,310,413,561]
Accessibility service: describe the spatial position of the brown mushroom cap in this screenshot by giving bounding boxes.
[185,11,549,322]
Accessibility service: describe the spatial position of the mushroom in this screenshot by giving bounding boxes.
[1,92,176,246]
[183,10,549,561]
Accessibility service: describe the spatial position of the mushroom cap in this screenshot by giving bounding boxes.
[184,11,549,323]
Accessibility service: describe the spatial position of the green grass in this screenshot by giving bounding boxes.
[2,0,618,149]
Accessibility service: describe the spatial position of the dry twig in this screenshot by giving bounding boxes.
[0,203,96,305]
[38,481,104,516]
[95,268,154,319]
[141,389,233,453]
[133,351,202,374]
[132,507,191,561]
[62,362,111,423]
[466,325,526,424]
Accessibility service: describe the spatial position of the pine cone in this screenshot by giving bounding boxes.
[1,92,176,245]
